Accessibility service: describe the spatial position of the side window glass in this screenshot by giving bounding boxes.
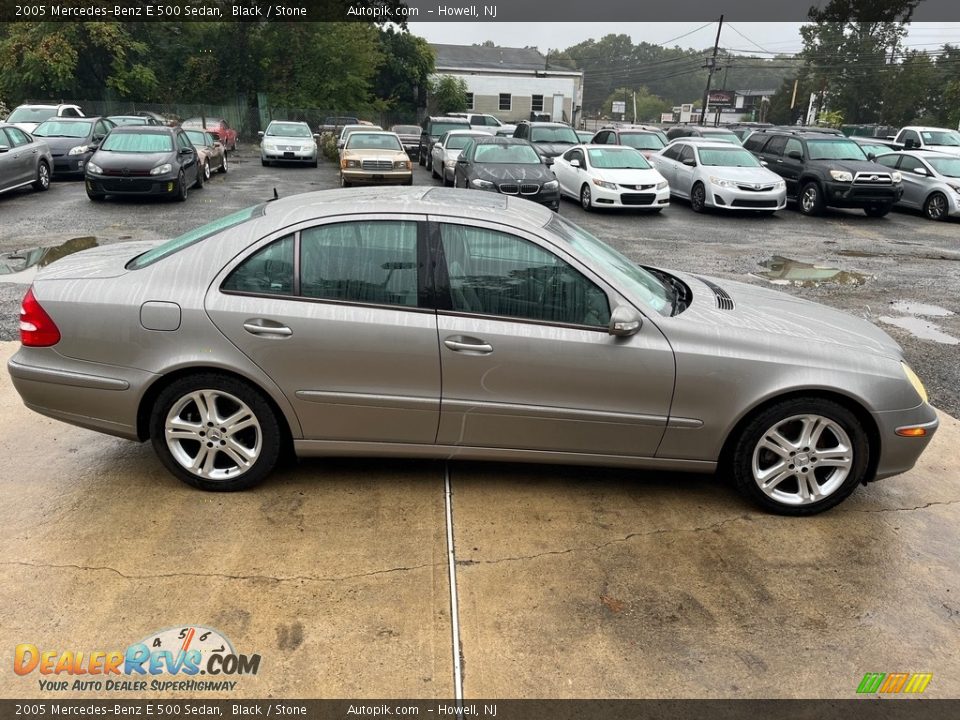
[222,236,295,295]
[679,145,694,164]
[300,221,418,308]
[439,224,610,327]
[784,138,803,157]
[763,136,787,156]
[876,154,900,169]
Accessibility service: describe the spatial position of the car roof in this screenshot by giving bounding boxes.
[473,136,530,144]
[523,121,569,127]
[428,116,470,122]
[268,120,309,125]
[901,126,956,132]
[36,116,97,122]
[261,187,553,229]
[674,139,745,148]
[111,125,176,134]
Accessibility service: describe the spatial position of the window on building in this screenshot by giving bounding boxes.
[465,93,474,110]
[531,95,544,112]
[499,93,512,111]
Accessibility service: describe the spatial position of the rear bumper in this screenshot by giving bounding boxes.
[869,403,939,481]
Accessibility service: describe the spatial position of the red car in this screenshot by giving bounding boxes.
[181,117,237,151]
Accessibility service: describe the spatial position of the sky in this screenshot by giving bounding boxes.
[407,22,960,56]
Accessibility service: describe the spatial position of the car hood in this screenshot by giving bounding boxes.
[343,149,406,160]
[90,150,174,171]
[699,166,783,183]
[925,145,960,156]
[473,163,556,182]
[35,136,93,154]
[593,167,666,184]
[33,240,159,280]
[672,271,901,358]
[531,142,577,157]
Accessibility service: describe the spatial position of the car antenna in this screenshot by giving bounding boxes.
[268,187,279,202]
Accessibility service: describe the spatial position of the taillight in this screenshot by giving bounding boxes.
[20,287,61,347]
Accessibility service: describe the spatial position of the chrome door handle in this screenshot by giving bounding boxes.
[444,337,493,354]
[243,321,292,337]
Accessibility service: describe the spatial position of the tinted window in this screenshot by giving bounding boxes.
[899,156,928,174]
[876,154,901,169]
[743,134,767,152]
[762,136,787,156]
[33,120,92,138]
[60,107,81,118]
[222,236,295,295]
[618,132,664,150]
[529,126,579,144]
[430,121,469,136]
[440,224,610,327]
[661,144,682,161]
[300,221,418,308]
[784,138,803,157]
[678,145,695,164]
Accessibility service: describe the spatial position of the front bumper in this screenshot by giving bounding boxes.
[870,402,939,481]
[824,181,903,208]
[594,184,671,209]
[341,169,413,185]
[477,183,560,210]
[85,174,181,196]
[261,147,318,162]
[709,185,786,211]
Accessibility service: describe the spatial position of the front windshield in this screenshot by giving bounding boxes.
[32,121,92,138]
[530,126,579,144]
[345,133,403,151]
[100,132,173,153]
[587,147,651,169]
[698,147,761,167]
[128,205,265,270]
[921,130,960,147]
[7,107,55,123]
[431,122,468,136]
[447,134,484,150]
[859,143,893,156]
[546,214,671,316]
[185,130,210,146]
[807,140,867,161]
[700,131,742,145]
[619,133,665,151]
[474,143,542,164]
[110,117,147,126]
[926,156,960,177]
[266,123,311,137]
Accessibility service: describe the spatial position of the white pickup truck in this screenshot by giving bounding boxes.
[451,113,517,136]
[891,126,960,155]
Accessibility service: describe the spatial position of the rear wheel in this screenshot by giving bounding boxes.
[923,192,947,221]
[799,181,824,216]
[220,153,229,174]
[33,160,51,191]
[202,161,211,181]
[150,374,281,492]
[731,398,869,515]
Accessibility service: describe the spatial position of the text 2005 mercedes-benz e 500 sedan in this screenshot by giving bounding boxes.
[9,188,938,515]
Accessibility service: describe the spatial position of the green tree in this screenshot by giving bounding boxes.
[374,28,434,118]
[881,50,937,126]
[601,86,670,122]
[428,75,467,115]
[767,76,814,125]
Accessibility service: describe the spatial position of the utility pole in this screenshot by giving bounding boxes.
[699,15,724,125]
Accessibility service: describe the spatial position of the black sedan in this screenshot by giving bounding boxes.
[85,126,203,202]
[453,136,560,210]
[31,117,115,177]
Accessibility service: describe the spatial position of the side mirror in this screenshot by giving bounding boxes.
[543,156,554,166]
[682,158,696,167]
[569,159,581,168]
[0,145,9,154]
[456,152,467,164]
[760,159,769,166]
[257,131,264,138]
[867,153,876,162]
[608,305,642,337]
[337,140,344,148]
[313,133,320,139]
[787,150,803,160]
[904,139,916,149]
[913,167,928,176]
[179,147,193,155]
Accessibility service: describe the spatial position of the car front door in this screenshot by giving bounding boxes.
[1,128,35,185]
[432,218,675,457]
[896,154,930,208]
[205,215,441,444]
[554,148,584,197]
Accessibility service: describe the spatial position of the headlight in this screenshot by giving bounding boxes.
[309,142,317,151]
[829,170,853,182]
[341,159,360,168]
[263,142,276,150]
[86,162,102,175]
[948,183,960,195]
[592,178,618,190]
[543,179,559,190]
[775,180,786,190]
[902,362,929,404]
[656,181,668,191]
[891,171,902,183]
[444,159,457,168]
[68,145,89,156]
[709,176,737,188]
[149,163,172,176]
[394,160,411,170]
[471,178,495,189]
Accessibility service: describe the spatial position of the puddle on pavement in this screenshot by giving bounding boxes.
[878,316,959,345]
[756,255,868,286]
[888,301,954,317]
[0,236,98,283]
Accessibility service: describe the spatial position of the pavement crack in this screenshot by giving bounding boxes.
[1,560,438,584]
[458,514,751,567]
[851,500,960,514]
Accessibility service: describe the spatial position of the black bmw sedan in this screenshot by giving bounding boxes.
[84,126,203,201]
[452,136,560,210]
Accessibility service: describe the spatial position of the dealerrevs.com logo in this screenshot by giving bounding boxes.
[14,626,261,692]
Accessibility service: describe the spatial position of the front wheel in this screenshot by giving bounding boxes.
[175,171,188,201]
[730,398,869,515]
[580,184,593,211]
[220,153,229,174]
[690,182,706,213]
[923,192,947,221]
[202,161,211,181]
[799,181,824,216]
[149,374,282,491]
[339,174,351,188]
[33,161,51,191]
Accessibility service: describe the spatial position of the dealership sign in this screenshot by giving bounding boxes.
[707,91,735,108]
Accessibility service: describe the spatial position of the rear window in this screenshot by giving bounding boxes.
[618,133,664,150]
[127,205,266,270]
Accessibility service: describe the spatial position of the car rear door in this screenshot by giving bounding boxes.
[205,215,441,444]
[2,128,35,185]
[431,217,675,458]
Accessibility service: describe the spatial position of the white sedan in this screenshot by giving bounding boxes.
[552,145,670,211]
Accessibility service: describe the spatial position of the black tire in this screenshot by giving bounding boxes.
[86,187,105,202]
[339,174,351,188]
[730,397,869,516]
[431,161,439,180]
[149,373,282,492]
[261,159,269,167]
[33,160,51,191]
[864,203,890,218]
[580,184,592,211]
[690,182,706,213]
[194,165,204,189]
[175,171,188,201]
[923,192,948,221]
[418,147,426,166]
[443,171,453,187]
[202,161,211,182]
[799,181,824,216]
[220,153,229,174]
[426,154,433,173]
[311,159,318,168]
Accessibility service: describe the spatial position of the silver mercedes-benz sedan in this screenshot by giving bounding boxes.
[8,188,937,515]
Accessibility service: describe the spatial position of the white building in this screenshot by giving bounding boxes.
[429,44,584,125]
